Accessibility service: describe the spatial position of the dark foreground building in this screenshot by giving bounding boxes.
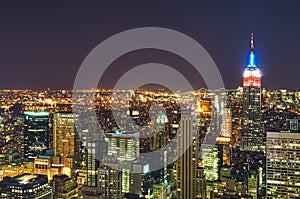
[0,174,52,199]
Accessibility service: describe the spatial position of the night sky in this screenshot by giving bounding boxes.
[1,1,300,90]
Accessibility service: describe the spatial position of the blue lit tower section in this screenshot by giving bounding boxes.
[23,111,49,161]
[241,33,264,152]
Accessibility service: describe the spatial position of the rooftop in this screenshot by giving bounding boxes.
[0,174,48,185]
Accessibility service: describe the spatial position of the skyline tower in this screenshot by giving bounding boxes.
[176,112,206,199]
[241,33,264,152]
[23,111,49,161]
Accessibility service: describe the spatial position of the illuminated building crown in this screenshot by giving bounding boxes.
[243,33,261,87]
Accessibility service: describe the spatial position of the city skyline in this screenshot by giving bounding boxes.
[0,1,300,90]
[1,2,300,198]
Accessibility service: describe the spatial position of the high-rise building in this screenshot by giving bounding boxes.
[53,112,79,172]
[217,107,232,167]
[248,170,258,199]
[106,130,145,195]
[23,111,49,161]
[155,131,167,150]
[86,140,98,187]
[153,113,168,184]
[98,156,122,199]
[202,144,220,182]
[194,161,207,199]
[129,160,152,197]
[176,112,206,199]
[86,140,108,187]
[241,33,263,152]
[176,112,195,199]
[221,108,232,138]
[266,131,300,199]
[106,130,140,162]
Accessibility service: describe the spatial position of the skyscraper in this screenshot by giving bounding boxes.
[53,112,79,176]
[23,111,49,161]
[98,156,122,199]
[176,111,206,199]
[86,141,99,187]
[202,144,220,182]
[53,112,77,158]
[266,131,300,199]
[86,139,108,187]
[106,130,141,195]
[241,33,263,152]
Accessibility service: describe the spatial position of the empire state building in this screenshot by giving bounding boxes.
[241,33,264,152]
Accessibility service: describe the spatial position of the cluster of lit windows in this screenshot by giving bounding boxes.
[267,132,300,199]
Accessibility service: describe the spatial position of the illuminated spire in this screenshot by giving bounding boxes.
[250,32,254,51]
[247,33,257,68]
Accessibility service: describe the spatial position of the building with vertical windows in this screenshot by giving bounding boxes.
[248,170,258,199]
[106,130,141,195]
[217,106,232,167]
[106,130,140,162]
[53,112,79,175]
[79,139,108,198]
[154,113,168,150]
[176,111,206,199]
[241,33,263,152]
[221,108,232,138]
[153,113,168,184]
[51,174,77,199]
[266,131,300,199]
[194,161,207,199]
[153,183,167,199]
[202,144,220,182]
[24,111,49,161]
[53,112,77,159]
[129,160,152,197]
[86,141,98,187]
[98,156,122,199]
[85,139,108,186]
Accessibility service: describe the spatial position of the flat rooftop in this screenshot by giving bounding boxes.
[0,174,48,185]
[106,130,140,138]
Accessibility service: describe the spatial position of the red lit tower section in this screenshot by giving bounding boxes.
[243,68,261,87]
